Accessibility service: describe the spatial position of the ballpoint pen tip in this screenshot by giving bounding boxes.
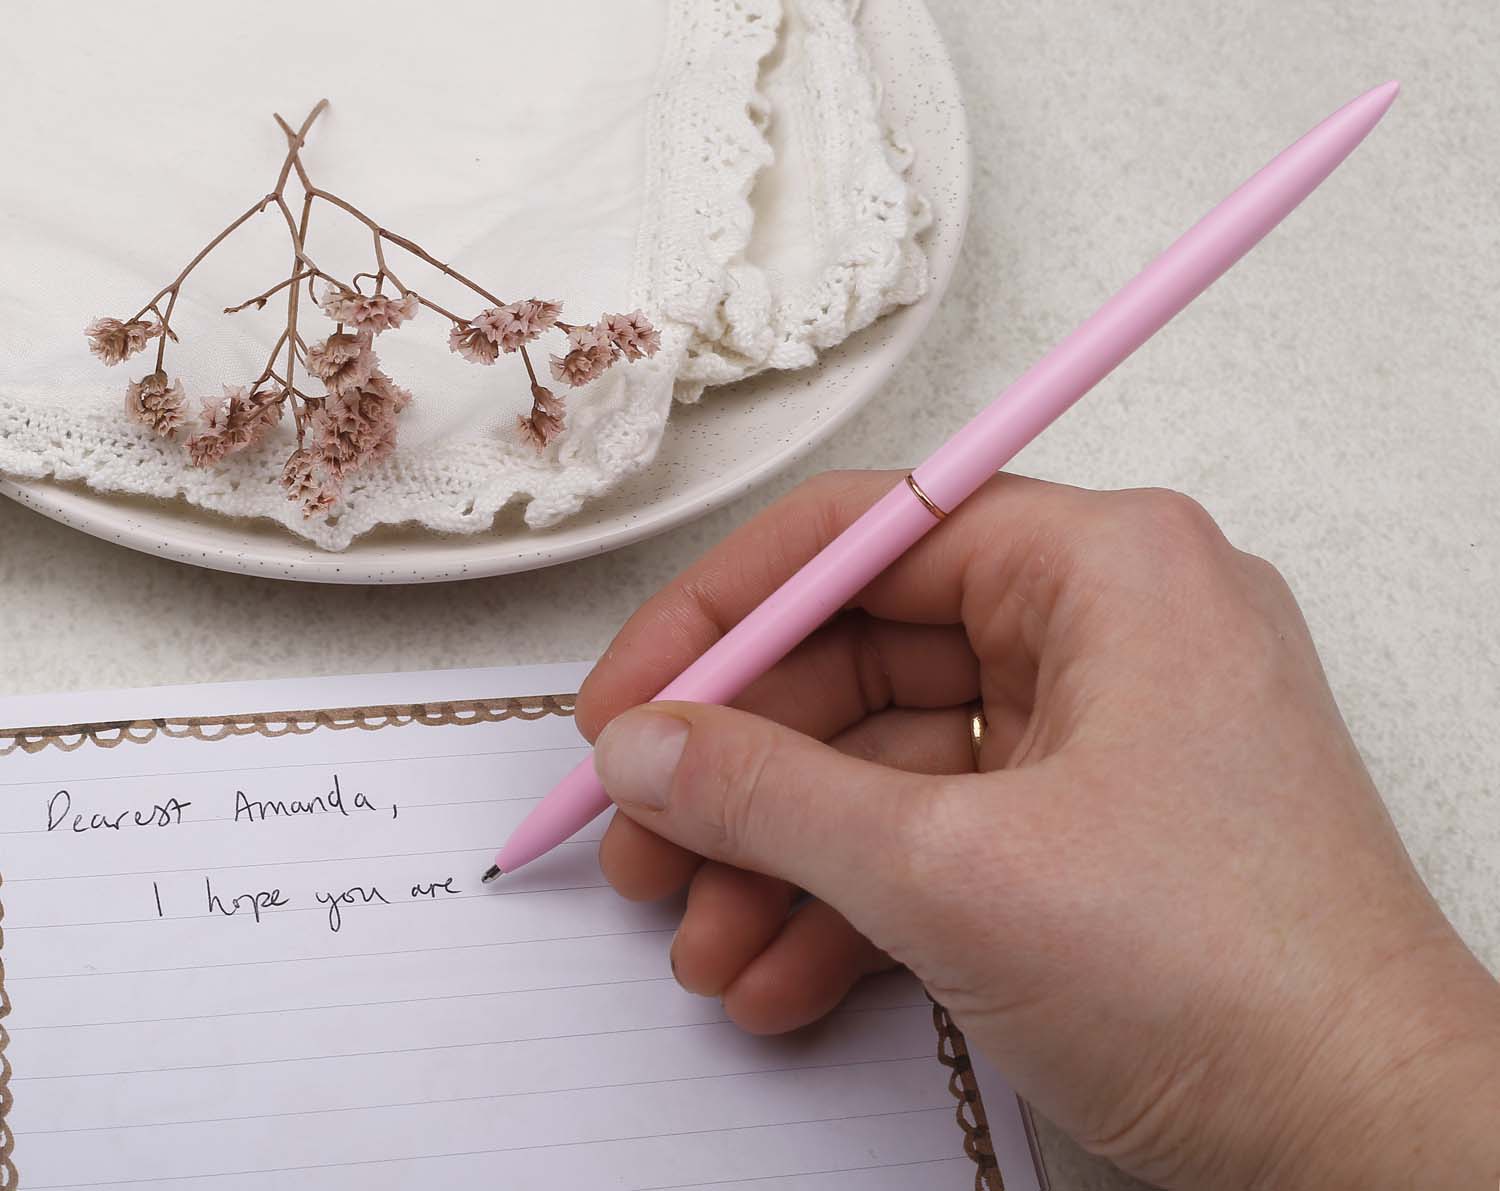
[481,864,502,884]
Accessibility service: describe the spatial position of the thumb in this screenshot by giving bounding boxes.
[593,701,939,911]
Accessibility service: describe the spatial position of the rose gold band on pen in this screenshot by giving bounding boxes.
[904,473,949,521]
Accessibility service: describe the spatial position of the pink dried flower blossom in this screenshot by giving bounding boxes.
[312,370,412,478]
[89,317,162,366]
[472,299,560,353]
[222,386,283,447]
[318,286,419,334]
[324,391,364,436]
[577,322,620,361]
[325,394,381,445]
[306,332,376,397]
[448,321,499,365]
[530,383,564,420]
[519,299,562,332]
[186,385,283,466]
[197,395,228,435]
[308,408,358,477]
[515,382,566,450]
[300,471,342,517]
[364,419,399,465]
[549,322,618,387]
[516,408,564,449]
[123,370,186,437]
[601,311,661,361]
[327,370,409,434]
[304,488,341,517]
[186,436,225,467]
[367,371,413,414]
[469,307,516,349]
[281,448,342,518]
[281,449,321,501]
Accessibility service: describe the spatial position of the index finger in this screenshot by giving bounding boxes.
[575,469,1096,739]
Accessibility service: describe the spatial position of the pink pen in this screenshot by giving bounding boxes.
[486,80,1400,880]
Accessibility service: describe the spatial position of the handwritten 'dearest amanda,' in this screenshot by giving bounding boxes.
[45,774,461,931]
[84,100,661,518]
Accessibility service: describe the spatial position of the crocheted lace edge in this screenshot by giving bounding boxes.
[671,0,933,402]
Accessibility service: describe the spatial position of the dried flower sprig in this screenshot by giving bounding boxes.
[85,101,661,517]
[88,317,163,366]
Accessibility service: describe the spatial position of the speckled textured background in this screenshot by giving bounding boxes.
[1,2,1494,1186]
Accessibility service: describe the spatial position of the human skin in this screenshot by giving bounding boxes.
[575,470,1500,1190]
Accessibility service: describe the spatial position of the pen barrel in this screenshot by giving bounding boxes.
[496,481,942,873]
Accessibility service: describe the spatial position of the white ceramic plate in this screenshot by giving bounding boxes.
[0,0,969,584]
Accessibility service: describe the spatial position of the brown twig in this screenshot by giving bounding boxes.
[284,190,314,437]
[408,291,467,324]
[519,344,541,387]
[224,271,314,314]
[253,329,291,386]
[272,101,325,194]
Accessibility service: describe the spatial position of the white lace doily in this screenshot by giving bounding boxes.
[0,0,927,551]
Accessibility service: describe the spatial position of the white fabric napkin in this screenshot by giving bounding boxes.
[0,0,927,549]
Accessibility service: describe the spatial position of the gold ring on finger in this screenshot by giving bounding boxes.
[968,702,987,771]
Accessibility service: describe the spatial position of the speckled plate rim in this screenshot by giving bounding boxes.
[0,0,969,585]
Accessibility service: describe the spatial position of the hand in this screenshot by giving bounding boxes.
[576,471,1500,1190]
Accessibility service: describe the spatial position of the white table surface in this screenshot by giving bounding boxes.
[2,3,1495,1187]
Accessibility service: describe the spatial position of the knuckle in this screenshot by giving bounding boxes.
[752,472,886,584]
[831,725,883,765]
[847,613,895,713]
[1236,548,1293,598]
[1091,488,1228,579]
[788,469,866,518]
[1124,487,1222,544]
[1231,551,1316,667]
[883,776,973,891]
[692,721,779,854]
[797,468,863,497]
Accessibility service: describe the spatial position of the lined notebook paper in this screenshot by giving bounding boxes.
[0,664,1044,1190]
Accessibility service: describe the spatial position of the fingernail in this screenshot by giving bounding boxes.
[595,710,688,811]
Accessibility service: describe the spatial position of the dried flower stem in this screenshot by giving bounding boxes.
[223,270,315,314]
[285,191,314,441]
[275,100,327,191]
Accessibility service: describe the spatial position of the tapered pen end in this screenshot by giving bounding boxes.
[481,864,503,884]
[1365,80,1401,117]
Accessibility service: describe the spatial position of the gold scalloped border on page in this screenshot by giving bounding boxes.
[0,694,578,757]
[0,691,1011,1188]
[1,870,12,1191]
[933,999,1006,1190]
